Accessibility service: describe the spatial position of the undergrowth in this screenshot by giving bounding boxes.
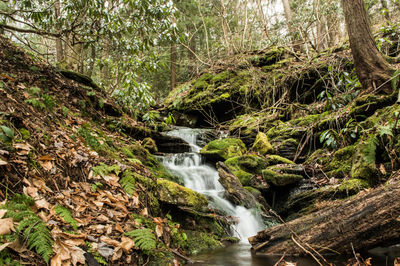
[124,228,156,252]
[55,205,78,230]
[2,194,53,263]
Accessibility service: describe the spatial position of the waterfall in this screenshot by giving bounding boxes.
[161,127,264,242]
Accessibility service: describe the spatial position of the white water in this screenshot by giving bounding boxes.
[162,127,264,242]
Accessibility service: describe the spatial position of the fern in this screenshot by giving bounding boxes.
[119,171,136,196]
[364,135,379,164]
[55,205,78,230]
[124,228,156,251]
[3,194,53,263]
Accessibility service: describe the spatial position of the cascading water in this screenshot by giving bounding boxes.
[161,127,264,241]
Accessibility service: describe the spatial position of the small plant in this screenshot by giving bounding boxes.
[55,205,78,230]
[320,129,339,149]
[0,125,14,143]
[61,106,70,117]
[119,170,136,196]
[90,182,103,192]
[164,112,175,125]
[92,163,121,177]
[124,228,156,251]
[3,194,53,263]
[78,125,100,149]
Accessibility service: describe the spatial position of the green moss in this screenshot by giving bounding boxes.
[337,179,369,193]
[224,157,254,185]
[156,179,208,211]
[210,71,234,85]
[252,132,275,155]
[184,231,223,255]
[142,137,158,153]
[351,139,379,184]
[324,145,355,178]
[265,155,294,166]
[200,138,247,161]
[305,149,330,165]
[244,186,262,198]
[262,169,302,186]
[19,128,30,140]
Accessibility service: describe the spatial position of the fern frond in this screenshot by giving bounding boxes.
[124,228,156,251]
[55,205,78,230]
[4,194,53,263]
[364,135,378,164]
[119,172,136,196]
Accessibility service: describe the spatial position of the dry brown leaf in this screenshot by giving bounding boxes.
[35,198,50,210]
[111,247,123,261]
[0,158,8,165]
[141,208,148,217]
[23,186,39,198]
[155,224,163,238]
[120,236,135,253]
[115,223,124,233]
[52,239,86,266]
[13,143,33,155]
[100,236,120,247]
[32,178,53,192]
[379,164,386,175]
[0,209,7,219]
[38,155,55,161]
[0,218,14,235]
[39,160,54,171]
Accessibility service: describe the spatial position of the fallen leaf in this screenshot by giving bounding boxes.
[155,224,163,238]
[0,158,8,165]
[39,160,54,171]
[0,210,7,219]
[120,236,134,253]
[35,198,50,210]
[38,155,55,161]
[0,218,14,235]
[97,242,114,260]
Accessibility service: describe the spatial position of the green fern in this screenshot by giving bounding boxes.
[364,135,379,164]
[3,194,53,263]
[119,171,136,196]
[55,205,78,230]
[124,228,156,251]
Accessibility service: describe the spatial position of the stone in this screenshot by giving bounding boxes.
[200,138,247,161]
[252,132,275,155]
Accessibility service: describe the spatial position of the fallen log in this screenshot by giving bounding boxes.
[249,177,400,257]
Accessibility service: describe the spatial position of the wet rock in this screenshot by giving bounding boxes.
[216,162,259,209]
[224,154,268,186]
[156,179,208,212]
[252,132,275,155]
[200,138,247,161]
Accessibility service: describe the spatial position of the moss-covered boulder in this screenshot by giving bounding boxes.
[156,179,208,212]
[324,145,355,178]
[252,132,275,155]
[142,137,158,153]
[200,138,247,161]
[224,154,268,185]
[262,164,303,187]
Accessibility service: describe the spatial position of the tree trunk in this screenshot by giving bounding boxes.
[170,43,177,90]
[249,178,400,256]
[87,44,96,78]
[327,5,340,47]
[54,0,64,63]
[281,0,302,52]
[341,0,393,92]
[257,0,270,39]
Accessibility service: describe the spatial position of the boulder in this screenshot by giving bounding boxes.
[252,132,275,155]
[200,138,247,161]
[156,179,208,212]
[216,162,259,209]
[224,154,268,186]
[262,164,303,187]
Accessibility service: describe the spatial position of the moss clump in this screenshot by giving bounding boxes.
[351,139,379,185]
[142,137,158,153]
[324,145,355,178]
[252,132,275,155]
[156,179,208,211]
[305,149,330,165]
[244,186,262,198]
[265,155,294,166]
[337,178,369,194]
[262,168,302,186]
[184,231,223,255]
[225,154,268,185]
[200,138,247,161]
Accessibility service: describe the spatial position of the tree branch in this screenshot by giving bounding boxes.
[1,24,61,37]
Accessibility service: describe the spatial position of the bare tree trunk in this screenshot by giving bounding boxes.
[220,0,232,55]
[188,33,197,76]
[282,0,302,52]
[327,7,340,47]
[54,0,64,63]
[101,38,110,81]
[87,44,96,77]
[342,0,393,92]
[257,0,270,39]
[170,43,177,90]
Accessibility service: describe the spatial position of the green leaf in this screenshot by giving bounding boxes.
[0,126,14,139]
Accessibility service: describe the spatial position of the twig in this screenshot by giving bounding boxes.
[171,249,203,264]
[350,242,360,265]
[273,252,286,266]
[291,235,323,266]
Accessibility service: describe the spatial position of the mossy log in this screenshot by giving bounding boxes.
[249,177,400,256]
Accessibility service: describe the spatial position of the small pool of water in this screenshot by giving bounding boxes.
[190,243,399,266]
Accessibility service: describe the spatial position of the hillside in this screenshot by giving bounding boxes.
[0,36,233,265]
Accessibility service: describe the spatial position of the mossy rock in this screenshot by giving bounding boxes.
[200,138,247,161]
[156,179,208,211]
[252,132,275,155]
[262,168,303,187]
[184,230,223,255]
[324,145,355,178]
[142,137,158,153]
[305,149,330,165]
[244,186,262,198]
[265,155,294,166]
[224,154,268,185]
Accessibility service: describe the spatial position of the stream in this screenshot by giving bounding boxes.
[160,127,400,265]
